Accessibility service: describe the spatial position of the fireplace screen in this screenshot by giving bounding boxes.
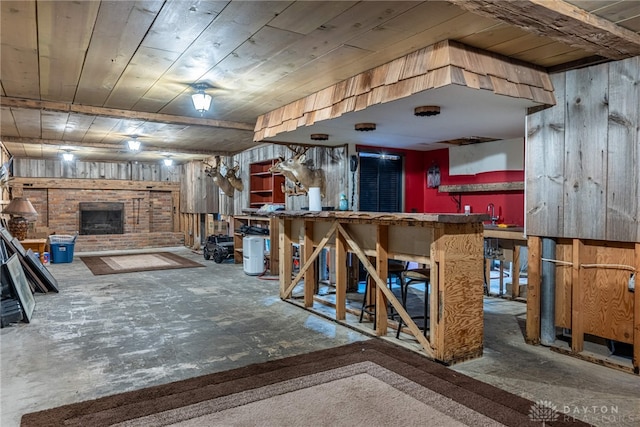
[79,202,124,235]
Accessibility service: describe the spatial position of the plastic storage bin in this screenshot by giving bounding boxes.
[49,235,76,263]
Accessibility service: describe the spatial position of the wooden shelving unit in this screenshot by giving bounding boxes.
[249,159,285,208]
[232,215,279,274]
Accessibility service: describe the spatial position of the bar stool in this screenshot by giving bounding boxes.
[359,260,405,325]
[396,267,430,338]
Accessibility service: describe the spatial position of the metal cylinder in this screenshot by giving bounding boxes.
[540,238,556,346]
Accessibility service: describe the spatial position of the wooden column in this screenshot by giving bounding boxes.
[571,238,584,352]
[512,245,521,298]
[375,224,389,336]
[303,220,315,307]
[335,230,347,320]
[430,222,484,363]
[526,236,541,344]
[279,218,292,298]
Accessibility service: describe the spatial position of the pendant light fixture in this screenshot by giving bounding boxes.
[127,136,141,151]
[191,83,212,115]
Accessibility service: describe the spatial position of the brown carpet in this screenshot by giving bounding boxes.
[21,340,590,427]
[80,252,204,275]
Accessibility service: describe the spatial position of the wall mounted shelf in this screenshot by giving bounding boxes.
[438,182,524,193]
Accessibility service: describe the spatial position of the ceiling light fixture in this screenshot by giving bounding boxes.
[310,133,329,141]
[62,151,74,161]
[191,83,212,115]
[354,123,376,132]
[163,158,173,166]
[414,106,441,117]
[127,136,141,151]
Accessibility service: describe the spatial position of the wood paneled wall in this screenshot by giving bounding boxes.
[526,56,639,243]
[13,158,179,183]
[179,161,218,214]
[226,144,348,216]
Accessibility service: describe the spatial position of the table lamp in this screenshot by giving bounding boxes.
[2,197,38,240]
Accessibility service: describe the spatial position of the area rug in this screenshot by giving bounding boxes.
[80,252,204,276]
[21,340,588,427]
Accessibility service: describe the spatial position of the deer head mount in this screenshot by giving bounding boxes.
[269,146,326,198]
[204,156,243,197]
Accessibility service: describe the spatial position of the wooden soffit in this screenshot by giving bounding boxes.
[253,40,555,142]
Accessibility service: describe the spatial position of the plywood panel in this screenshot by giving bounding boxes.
[554,239,573,329]
[563,64,608,240]
[583,241,635,344]
[525,73,565,237]
[606,57,639,242]
[436,223,485,362]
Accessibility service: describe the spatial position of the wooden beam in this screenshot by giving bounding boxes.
[447,0,640,59]
[0,136,229,157]
[10,177,179,191]
[0,96,256,131]
[526,236,541,344]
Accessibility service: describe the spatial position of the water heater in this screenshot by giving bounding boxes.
[243,236,264,276]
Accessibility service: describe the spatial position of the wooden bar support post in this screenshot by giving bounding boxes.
[303,220,315,308]
[279,218,292,299]
[375,224,389,336]
[512,245,521,298]
[335,230,347,320]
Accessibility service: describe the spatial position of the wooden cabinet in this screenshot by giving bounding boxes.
[232,215,279,274]
[249,159,285,208]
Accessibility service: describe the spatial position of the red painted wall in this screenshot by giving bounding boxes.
[357,145,525,226]
[420,148,525,226]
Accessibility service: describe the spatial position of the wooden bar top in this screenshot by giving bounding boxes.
[483,225,527,241]
[270,210,490,224]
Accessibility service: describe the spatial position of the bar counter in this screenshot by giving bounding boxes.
[272,210,488,365]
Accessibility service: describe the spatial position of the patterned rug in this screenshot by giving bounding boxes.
[21,340,588,426]
[80,252,204,275]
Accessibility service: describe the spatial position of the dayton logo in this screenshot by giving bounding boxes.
[529,400,559,426]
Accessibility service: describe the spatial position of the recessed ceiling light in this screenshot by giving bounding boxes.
[414,106,441,117]
[355,123,376,131]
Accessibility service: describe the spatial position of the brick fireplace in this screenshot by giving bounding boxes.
[21,183,184,252]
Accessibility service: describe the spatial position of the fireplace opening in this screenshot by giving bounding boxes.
[79,202,124,235]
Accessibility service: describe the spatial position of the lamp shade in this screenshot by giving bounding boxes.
[2,197,38,218]
[2,197,38,240]
[191,91,212,113]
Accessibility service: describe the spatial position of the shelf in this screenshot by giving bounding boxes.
[249,159,285,208]
[438,182,524,193]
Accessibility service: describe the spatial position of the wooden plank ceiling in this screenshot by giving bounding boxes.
[0,0,638,163]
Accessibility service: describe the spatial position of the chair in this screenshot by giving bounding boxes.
[396,267,430,338]
[359,260,405,325]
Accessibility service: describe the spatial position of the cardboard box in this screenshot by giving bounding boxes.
[207,215,229,236]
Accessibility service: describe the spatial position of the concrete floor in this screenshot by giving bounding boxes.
[1,247,639,426]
